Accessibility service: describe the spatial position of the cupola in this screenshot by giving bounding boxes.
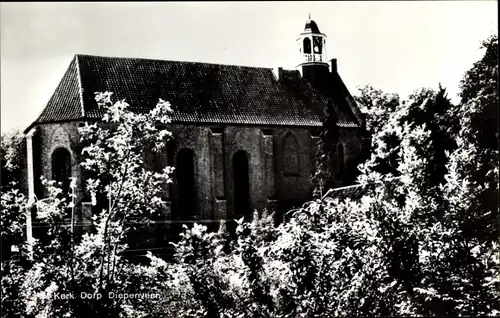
[297,15,328,67]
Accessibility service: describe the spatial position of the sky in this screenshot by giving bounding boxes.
[0,1,497,133]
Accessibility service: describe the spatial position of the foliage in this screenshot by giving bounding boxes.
[163,34,498,317]
[355,85,400,135]
[1,189,27,259]
[1,130,30,317]
[353,86,499,315]
[459,34,498,150]
[1,188,31,318]
[460,35,498,105]
[2,34,498,317]
[2,92,176,317]
[1,129,25,192]
[358,85,456,181]
[311,85,401,190]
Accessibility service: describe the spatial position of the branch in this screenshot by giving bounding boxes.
[98,147,132,291]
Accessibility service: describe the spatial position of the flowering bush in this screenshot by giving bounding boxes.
[2,92,178,317]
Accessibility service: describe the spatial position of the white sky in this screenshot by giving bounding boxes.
[1,1,497,133]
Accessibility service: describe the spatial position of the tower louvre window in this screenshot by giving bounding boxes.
[303,37,311,54]
[313,36,323,54]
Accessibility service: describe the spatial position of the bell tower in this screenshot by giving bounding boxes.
[297,14,328,66]
[296,15,331,88]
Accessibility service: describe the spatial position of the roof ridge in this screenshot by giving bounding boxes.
[74,55,85,118]
[74,53,286,71]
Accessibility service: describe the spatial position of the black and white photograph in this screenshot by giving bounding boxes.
[1,1,498,317]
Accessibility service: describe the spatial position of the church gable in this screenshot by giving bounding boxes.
[33,56,83,125]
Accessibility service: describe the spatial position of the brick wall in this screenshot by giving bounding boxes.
[29,121,364,227]
[338,127,363,184]
[34,122,85,233]
[167,124,327,220]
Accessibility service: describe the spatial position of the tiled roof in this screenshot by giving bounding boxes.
[28,54,361,130]
[34,56,83,123]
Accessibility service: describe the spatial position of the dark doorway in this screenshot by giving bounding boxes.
[176,149,196,219]
[233,151,251,219]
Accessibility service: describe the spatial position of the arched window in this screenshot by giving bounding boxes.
[303,37,311,54]
[233,151,251,219]
[176,149,197,219]
[51,148,72,194]
[282,133,300,176]
[337,143,345,176]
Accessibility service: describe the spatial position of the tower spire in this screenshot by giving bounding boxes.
[308,13,311,20]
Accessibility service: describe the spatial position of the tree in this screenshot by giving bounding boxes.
[350,35,499,315]
[355,85,400,136]
[1,188,30,318]
[3,92,177,317]
[165,35,499,317]
[459,35,498,150]
[358,85,456,187]
[3,34,498,317]
[1,129,25,193]
[1,130,31,317]
[1,130,26,260]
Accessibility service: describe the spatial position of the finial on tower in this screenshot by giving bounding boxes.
[308,13,311,20]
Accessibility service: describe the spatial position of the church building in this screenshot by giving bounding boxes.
[23,18,367,236]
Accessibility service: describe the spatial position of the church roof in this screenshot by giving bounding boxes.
[304,19,321,33]
[27,54,361,131]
